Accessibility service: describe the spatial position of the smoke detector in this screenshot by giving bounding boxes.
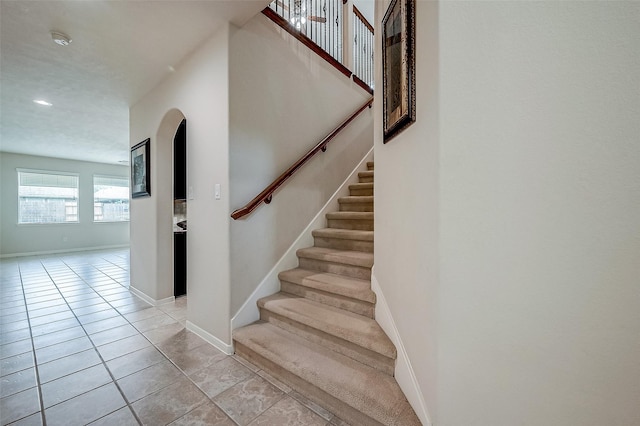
[51,31,72,46]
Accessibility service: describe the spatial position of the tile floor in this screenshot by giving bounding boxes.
[0,249,345,426]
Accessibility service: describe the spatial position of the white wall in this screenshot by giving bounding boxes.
[228,14,373,314]
[438,2,640,425]
[0,152,129,256]
[129,24,231,342]
[374,0,640,425]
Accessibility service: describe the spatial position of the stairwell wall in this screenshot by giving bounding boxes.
[228,14,372,315]
[374,0,640,425]
[437,2,640,425]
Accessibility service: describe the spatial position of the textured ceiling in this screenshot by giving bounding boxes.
[0,0,269,165]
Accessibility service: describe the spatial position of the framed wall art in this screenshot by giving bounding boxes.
[131,138,151,198]
[382,0,416,143]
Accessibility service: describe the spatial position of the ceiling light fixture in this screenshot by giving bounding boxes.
[33,100,52,106]
[51,31,72,46]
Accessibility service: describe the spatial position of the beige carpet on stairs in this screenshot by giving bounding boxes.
[234,161,422,425]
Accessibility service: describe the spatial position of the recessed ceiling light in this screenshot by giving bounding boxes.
[51,31,72,46]
[33,100,52,106]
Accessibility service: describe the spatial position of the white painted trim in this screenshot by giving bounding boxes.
[371,267,432,426]
[230,147,375,337]
[0,244,130,258]
[129,285,175,307]
[187,320,234,355]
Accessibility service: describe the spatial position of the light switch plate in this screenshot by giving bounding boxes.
[215,184,221,200]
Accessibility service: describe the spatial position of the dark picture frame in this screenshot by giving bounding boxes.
[382,0,416,143]
[131,138,151,198]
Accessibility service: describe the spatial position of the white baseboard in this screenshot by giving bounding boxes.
[230,147,375,337]
[187,320,234,355]
[371,267,432,426]
[129,285,175,307]
[0,244,130,258]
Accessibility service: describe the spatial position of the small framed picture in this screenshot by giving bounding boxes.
[131,138,151,198]
[382,0,416,143]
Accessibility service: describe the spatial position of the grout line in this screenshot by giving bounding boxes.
[17,264,48,426]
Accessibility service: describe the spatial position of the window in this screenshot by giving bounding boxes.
[93,176,129,222]
[18,170,79,224]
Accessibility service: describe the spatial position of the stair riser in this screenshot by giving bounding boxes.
[234,341,385,426]
[366,162,374,171]
[280,281,375,318]
[327,219,374,231]
[259,309,395,375]
[359,176,374,183]
[350,188,373,196]
[338,202,374,212]
[298,258,371,280]
[313,236,374,253]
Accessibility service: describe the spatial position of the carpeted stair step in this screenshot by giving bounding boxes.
[279,268,376,317]
[297,247,373,280]
[313,228,373,253]
[349,182,373,196]
[338,195,374,212]
[326,211,374,231]
[367,161,374,171]
[258,292,395,374]
[233,322,421,426]
[358,171,374,183]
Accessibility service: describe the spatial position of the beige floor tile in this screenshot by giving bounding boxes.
[213,376,285,425]
[117,359,183,402]
[248,396,327,426]
[7,412,43,426]
[41,364,112,408]
[0,351,34,377]
[0,339,33,359]
[32,326,86,349]
[0,367,37,398]
[88,407,138,426]
[44,383,126,426]
[96,333,151,361]
[0,387,40,425]
[83,315,129,334]
[189,356,254,398]
[142,322,185,344]
[89,323,139,346]
[38,348,102,384]
[106,345,167,380]
[35,336,93,364]
[30,318,79,337]
[132,312,178,333]
[170,342,227,375]
[155,329,206,359]
[132,376,208,425]
[169,401,235,426]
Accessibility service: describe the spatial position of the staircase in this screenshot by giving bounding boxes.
[233,162,421,425]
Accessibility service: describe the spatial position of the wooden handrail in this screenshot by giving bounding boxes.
[353,5,374,34]
[231,97,374,220]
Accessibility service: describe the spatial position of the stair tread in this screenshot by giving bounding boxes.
[259,292,395,358]
[349,182,373,188]
[338,196,374,204]
[358,171,374,177]
[312,228,373,241]
[297,247,373,268]
[234,322,419,426]
[279,268,375,303]
[326,211,373,220]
